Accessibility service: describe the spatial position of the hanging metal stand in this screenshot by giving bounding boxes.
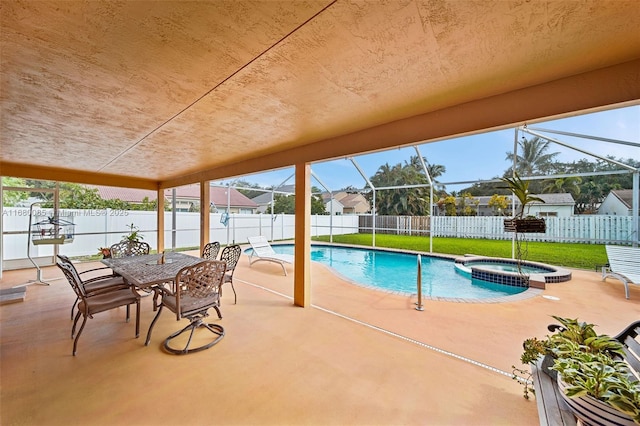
[13,202,75,288]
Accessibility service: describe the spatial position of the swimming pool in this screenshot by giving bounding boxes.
[254,244,527,300]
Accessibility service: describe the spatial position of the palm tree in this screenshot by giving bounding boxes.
[499,172,544,219]
[542,176,582,197]
[368,156,445,215]
[505,136,559,176]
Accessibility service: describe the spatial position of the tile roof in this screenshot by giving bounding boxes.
[88,185,257,208]
[89,185,156,203]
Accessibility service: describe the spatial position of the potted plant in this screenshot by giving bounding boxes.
[515,316,640,425]
[512,336,553,400]
[499,172,546,233]
[122,223,143,243]
[97,247,111,259]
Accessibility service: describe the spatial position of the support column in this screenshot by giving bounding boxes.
[157,188,165,253]
[200,181,211,254]
[294,163,311,307]
[633,172,639,248]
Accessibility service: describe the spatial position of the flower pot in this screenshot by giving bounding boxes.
[503,218,546,233]
[556,375,635,426]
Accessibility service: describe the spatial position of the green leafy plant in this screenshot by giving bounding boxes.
[516,316,640,423]
[499,172,545,219]
[512,336,553,399]
[511,365,534,400]
[499,172,546,273]
[551,341,639,422]
[520,337,549,364]
[122,223,143,243]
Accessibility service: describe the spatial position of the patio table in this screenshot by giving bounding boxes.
[102,252,203,289]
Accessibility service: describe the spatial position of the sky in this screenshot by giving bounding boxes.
[215,105,639,193]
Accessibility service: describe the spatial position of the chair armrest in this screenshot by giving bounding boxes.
[86,284,131,296]
[79,266,118,283]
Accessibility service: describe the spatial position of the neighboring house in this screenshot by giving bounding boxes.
[598,189,638,216]
[453,193,575,217]
[169,185,258,214]
[89,184,258,213]
[322,192,370,215]
[527,193,576,218]
[90,186,157,205]
[322,195,344,215]
[251,185,295,213]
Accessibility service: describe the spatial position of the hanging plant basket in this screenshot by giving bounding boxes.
[504,218,546,233]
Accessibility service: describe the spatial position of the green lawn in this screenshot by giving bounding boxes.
[312,234,608,271]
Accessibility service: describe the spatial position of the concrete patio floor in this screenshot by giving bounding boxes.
[1,247,638,425]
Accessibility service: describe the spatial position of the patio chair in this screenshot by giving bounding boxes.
[145,260,226,355]
[109,240,153,301]
[220,244,242,304]
[202,241,221,260]
[57,255,129,320]
[602,245,640,299]
[247,236,293,276]
[110,241,151,258]
[56,258,140,356]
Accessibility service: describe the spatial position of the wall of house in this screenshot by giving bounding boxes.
[324,199,343,215]
[526,204,574,218]
[598,195,630,216]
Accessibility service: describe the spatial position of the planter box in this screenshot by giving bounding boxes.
[504,218,546,233]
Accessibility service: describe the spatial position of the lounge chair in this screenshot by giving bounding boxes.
[247,236,293,276]
[602,245,640,299]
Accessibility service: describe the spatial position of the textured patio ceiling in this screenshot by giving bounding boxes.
[1,1,639,189]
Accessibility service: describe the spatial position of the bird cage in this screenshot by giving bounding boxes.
[30,215,75,245]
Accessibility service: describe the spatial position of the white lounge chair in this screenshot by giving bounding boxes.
[602,245,640,299]
[247,236,293,276]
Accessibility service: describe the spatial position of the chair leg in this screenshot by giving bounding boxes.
[71,296,79,320]
[214,306,222,319]
[163,318,225,355]
[624,283,630,299]
[134,300,140,338]
[145,304,164,346]
[73,315,88,356]
[152,290,159,311]
[230,281,237,304]
[71,311,82,338]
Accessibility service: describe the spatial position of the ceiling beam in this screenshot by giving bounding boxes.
[0,162,159,190]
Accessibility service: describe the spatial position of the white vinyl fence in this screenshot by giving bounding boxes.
[433,215,637,244]
[360,215,637,245]
[1,208,360,265]
[2,207,637,269]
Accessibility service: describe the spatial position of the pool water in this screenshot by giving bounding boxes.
[462,261,547,274]
[262,245,526,299]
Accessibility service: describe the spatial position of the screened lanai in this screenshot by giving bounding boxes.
[1,1,639,303]
[206,114,638,252]
[2,4,640,425]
